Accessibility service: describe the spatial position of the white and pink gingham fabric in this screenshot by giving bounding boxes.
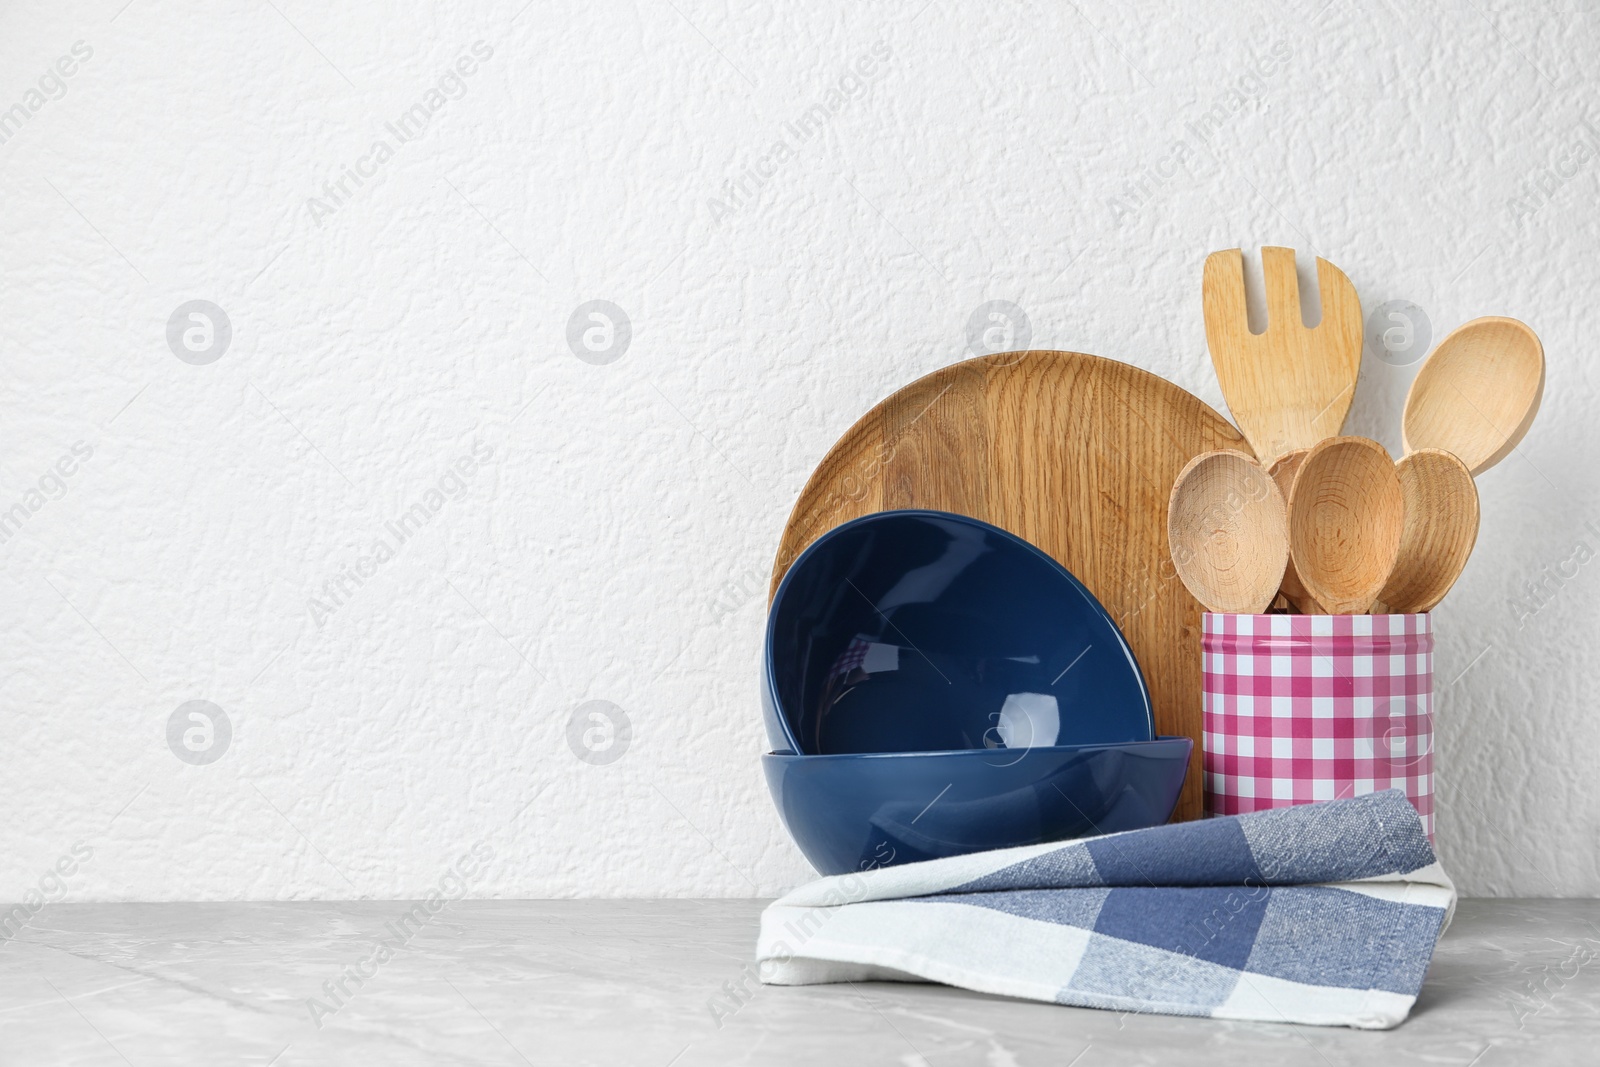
[1202,612,1435,838]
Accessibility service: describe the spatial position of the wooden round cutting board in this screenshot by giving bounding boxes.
[769,350,1251,823]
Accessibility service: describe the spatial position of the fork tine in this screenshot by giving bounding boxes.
[1202,249,1249,350]
[1260,247,1302,332]
[1314,256,1362,339]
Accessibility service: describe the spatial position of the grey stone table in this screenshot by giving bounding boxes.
[1,900,1595,1065]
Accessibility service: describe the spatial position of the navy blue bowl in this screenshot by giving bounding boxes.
[763,737,1192,875]
[763,510,1153,755]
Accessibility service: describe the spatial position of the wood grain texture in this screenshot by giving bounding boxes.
[1402,316,1545,476]
[1203,247,1363,466]
[1168,450,1288,615]
[1379,448,1481,613]
[1287,436,1405,615]
[1266,448,1314,612]
[769,351,1251,823]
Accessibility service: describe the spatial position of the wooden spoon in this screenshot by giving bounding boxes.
[1402,316,1544,475]
[1266,448,1312,613]
[1375,449,1480,614]
[1203,247,1363,466]
[1167,450,1289,614]
[1287,436,1405,614]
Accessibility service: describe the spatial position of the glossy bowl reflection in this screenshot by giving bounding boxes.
[762,736,1192,876]
[764,510,1154,755]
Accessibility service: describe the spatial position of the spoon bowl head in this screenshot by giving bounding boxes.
[1379,448,1480,614]
[1287,436,1405,615]
[1167,450,1289,614]
[1402,316,1544,476]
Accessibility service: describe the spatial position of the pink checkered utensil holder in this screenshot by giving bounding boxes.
[1202,612,1435,838]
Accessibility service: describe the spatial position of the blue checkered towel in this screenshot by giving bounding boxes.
[758,789,1454,1029]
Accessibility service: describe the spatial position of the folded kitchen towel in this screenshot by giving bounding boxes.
[758,789,1454,1029]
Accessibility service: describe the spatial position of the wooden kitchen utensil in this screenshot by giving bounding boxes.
[1167,450,1289,614]
[1402,316,1544,476]
[771,351,1251,822]
[1266,448,1312,613]
[1375,448,1480,614]
[1203,247,1364,466]
[1286,436,1405,615]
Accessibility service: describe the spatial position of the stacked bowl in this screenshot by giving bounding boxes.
[762,510,1192,875]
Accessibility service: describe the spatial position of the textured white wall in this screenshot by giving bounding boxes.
[1,0,1595,904]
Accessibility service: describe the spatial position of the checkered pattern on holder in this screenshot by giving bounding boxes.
[758,790,1455,1029]
[1202,613,1434,837]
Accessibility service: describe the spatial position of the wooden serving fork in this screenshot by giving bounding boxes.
[1202,247,1363,467]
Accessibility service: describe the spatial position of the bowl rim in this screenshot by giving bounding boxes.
[761,734,1190,764]
[763,507,1154,754]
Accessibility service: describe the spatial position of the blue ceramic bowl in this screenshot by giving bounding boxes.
[763,737,1192,875]
[763,510,1153,755]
